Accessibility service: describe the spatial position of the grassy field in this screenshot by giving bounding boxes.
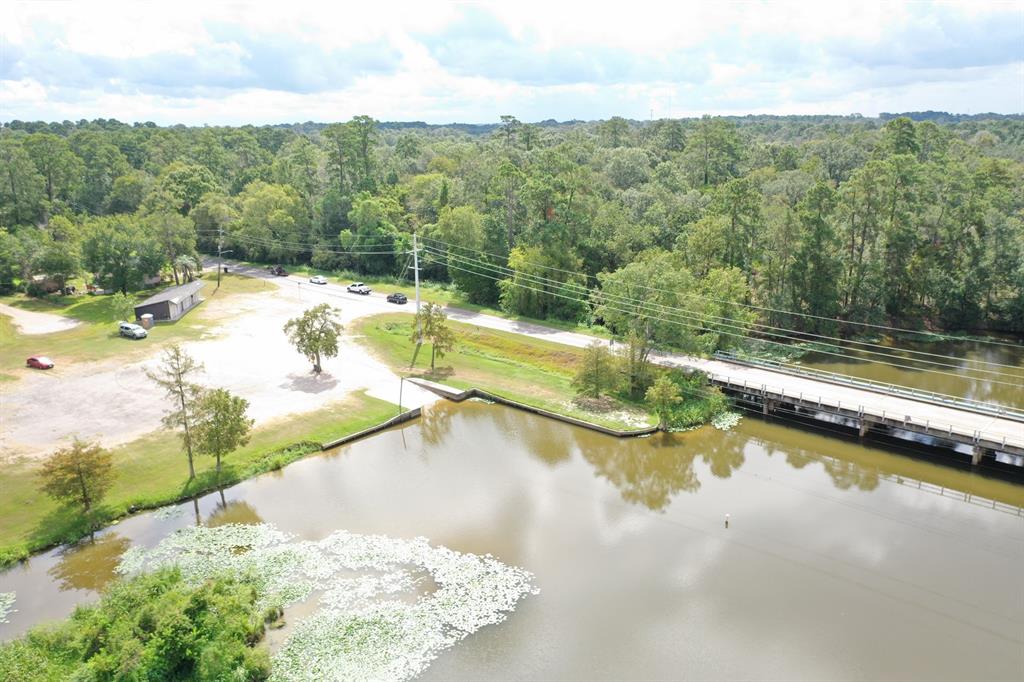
[0,274,270,380]
[354,312,654,431]
[0,391,398,567]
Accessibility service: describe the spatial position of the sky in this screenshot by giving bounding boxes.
[1,0,1022,125]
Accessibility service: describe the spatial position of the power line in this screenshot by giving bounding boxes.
[423,235,1024,351]
[426,247,1024,384]
[426,251,1024,390]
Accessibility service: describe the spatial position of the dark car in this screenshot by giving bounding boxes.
[386,293,408,305]
[26,355,55,369]
[268,265,289,276]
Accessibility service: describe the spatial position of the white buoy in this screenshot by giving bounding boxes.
[725,513,730,529]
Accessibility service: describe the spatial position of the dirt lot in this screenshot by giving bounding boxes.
[0,303,81,335]
[0,270,436,460]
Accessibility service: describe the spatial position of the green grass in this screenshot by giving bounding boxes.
[0,391,399,568]
[354,312,655,431]
[0,274,269,380]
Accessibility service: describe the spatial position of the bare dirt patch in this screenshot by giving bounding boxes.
[0,303,81,335]
[0,280,436,460]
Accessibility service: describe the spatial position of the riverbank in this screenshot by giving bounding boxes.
[354,312,657,431]
[0,392,398,568]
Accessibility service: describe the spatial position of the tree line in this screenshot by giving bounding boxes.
[2,113,1022,336]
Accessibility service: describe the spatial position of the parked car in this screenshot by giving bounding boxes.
[268,265,289,276]
[347,282,371,295]
[309,275,328,285]
[119,321,148,339]
[386,292,408,304]
[26,355,54,369]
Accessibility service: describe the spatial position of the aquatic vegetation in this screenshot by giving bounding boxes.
[118,523,538,681]
[712,411,742,431]
[0,592,14,624]
[152,505,185,520]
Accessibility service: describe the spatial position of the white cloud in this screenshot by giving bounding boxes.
[1,0,1020,124]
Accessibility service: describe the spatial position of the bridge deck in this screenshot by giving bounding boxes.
[444,308,1024,456]
[673,355,1024,456]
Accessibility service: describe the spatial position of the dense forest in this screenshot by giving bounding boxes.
[2,113,1023,354]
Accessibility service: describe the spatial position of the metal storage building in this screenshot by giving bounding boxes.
[133,280,204,322]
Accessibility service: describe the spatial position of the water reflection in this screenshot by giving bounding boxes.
[802,338,1024,410]
[207,499,264,527]
[576,431,699,511]
[420,401,457,446]
[48,533,131,592]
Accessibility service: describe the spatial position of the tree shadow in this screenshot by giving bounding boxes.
[280,372,339,393]
[28,504,112,560]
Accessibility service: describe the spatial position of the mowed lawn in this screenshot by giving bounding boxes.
[353,312,653,430]
[0,273,271,381]
[0,391,398,566]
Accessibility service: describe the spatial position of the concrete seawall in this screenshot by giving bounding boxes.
[408,378,660,438]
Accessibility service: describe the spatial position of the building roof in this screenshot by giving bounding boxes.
[134,280,204,308]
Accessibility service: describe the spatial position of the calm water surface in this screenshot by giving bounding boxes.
[802,338,1024,410]
[2,401,1022,681]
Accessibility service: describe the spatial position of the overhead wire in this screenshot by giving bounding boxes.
[424,246,1024,385]
[422,234,1024,351]
[424,250,1024,390]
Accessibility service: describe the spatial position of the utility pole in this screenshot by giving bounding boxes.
[412,232,422,342]
[216,223,223,289]
[409,233,424,368]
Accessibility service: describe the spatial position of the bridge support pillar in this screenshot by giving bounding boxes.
[858,419,872,438]
[762,399,773,416]
[972,445,985,466]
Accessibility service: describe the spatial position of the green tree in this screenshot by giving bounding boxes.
[146,344,204,480]
[232,181,308,263]
[411,301,455,371]
[38,438,115,514]
[143,210,197,284]
[110,291,135,322]
[69,129,130,214]
[499,245,588,321]
[788,181,841,332]
[154,161,220,214]
[645,374,681,430]
[572,340,619,398]
[593,251,698,395]
[683,116,743,187]
[82,217,165,294]
[106,170,152,213]
[598,116,630,148]
[36,237,80,290]
[283,303,343,374]
[193,388,253,479]
[24,132,83,209]
[0,133,46,226]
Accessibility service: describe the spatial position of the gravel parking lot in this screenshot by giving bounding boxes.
[0,267,437,460]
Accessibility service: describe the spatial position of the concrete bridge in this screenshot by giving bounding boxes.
[441,309,1024,468]
[664,353,1024,467]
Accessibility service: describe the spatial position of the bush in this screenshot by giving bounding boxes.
[0,568,271,681]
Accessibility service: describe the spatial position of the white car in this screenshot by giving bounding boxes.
[346,282,371,295]
[119,321,148,339]
[309,275,328,285]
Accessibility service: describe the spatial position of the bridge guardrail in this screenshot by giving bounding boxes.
[712,351,1024,424]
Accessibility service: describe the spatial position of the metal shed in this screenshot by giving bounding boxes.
[133,280,204,322]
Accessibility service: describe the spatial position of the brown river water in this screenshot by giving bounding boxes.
[801,338,1024,411]
[2,401,1023,680]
